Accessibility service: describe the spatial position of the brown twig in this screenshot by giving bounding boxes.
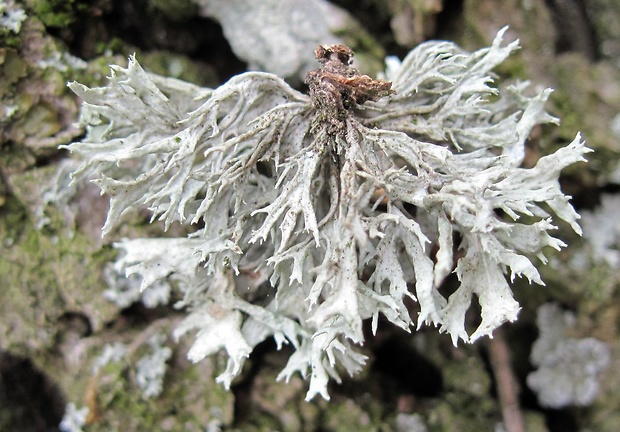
[487,328,525,432]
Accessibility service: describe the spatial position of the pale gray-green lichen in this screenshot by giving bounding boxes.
[527,303,610,408]
[64,28,590,400]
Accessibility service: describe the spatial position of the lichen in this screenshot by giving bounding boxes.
[527,303,611,408]
[64,29,588,401]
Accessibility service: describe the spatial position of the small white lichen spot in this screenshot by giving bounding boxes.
[527,303,610,408]
[135,333,173,399]
[64,28,589,400]
[59,403,89,432]
[0,0,27,34]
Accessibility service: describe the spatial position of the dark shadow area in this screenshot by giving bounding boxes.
[544,0,599,60]
[545,408,578,432]
[371,334,443,398]
[434,0,465,41]
[0,351,65,432]
[45,0,246,83]
[230,338,280,427]
[329,0,392,47]
[104,301,172,331]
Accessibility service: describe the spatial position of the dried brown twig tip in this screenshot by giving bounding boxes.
[314,44,354,65]
[306,44,394,123]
